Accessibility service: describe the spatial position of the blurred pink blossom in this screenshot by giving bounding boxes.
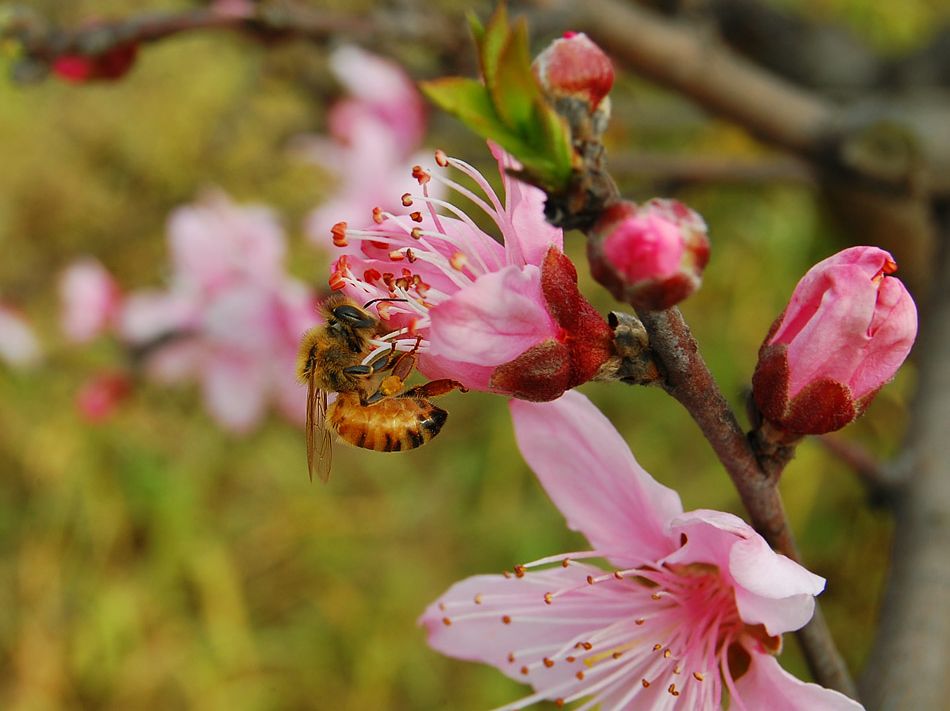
[77,371,132,422]
[753,246,917,435]
[420,391,861,710]
[301,45,436,243]
[326,143,613,402]
[119,191,317,433]
[59,257,122,343]
[0,305,41,368]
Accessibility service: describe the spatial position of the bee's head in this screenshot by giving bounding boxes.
[330,303,376,329]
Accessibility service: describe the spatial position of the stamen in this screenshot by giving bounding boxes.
[411,165,430,185]
[401,193,413,207]
[372,207,384,224]
[331,221,348,247]
[434,149,449,167]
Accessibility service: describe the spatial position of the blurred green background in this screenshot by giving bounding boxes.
[0,0,941,708]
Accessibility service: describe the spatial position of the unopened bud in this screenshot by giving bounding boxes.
[752,246,917,435]
[52,44,139,83]
[588,199,710,311]
[533,32,614,110]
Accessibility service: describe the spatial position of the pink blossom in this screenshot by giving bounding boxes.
[753,246,917,435]
[0,305,41,367]
[301,46,434,242]
[326,143,614,401]
[420,391,861,710]
[119,191,317,432]
[59,258,122,343]
[590,199,710,311]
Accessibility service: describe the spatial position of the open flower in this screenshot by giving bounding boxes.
[752,246,917,435]
[301,46,434,243]
[327,143,614,401]
[420,391,862,710]
[119,191,317,432]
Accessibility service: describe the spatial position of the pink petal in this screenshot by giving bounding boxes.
[733,650,864,710]
[510,391,683,565]
[488,142,563,266]
[417,352,494,392]
[119,290,197,344]
[200,351,269,433]
[730,534,825,636]
[59,258,121,343]
[666,511,826,636]
[169,191,286,293]
[420,563,632,689]
[427,265,557,366]
[0,306,41,367]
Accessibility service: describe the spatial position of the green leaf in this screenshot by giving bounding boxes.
[488,18,536,135]
[478,3,509,87]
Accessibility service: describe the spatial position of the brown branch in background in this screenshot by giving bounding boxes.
[607,151,814,187]
[860,205,950,709]
[817,434,906,498]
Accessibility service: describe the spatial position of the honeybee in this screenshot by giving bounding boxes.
[296,294,466,483]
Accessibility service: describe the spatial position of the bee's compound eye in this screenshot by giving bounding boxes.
[334,305,376,328]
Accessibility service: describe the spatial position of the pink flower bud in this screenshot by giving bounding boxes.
[76,371,132,422]
[752,246,917,435]
[59,258,122,343]
[588,199,710,311]
[532,31,614,110]
[52,44,138,83]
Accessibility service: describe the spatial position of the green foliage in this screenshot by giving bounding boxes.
[421,4,575,192]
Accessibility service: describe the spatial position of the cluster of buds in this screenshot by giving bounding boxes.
[752,246,917,437]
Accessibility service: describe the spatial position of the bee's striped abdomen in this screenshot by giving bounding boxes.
[329,394,448,452]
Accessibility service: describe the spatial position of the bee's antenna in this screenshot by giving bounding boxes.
[363,297,409,309]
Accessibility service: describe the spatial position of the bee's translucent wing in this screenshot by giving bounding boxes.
[306,380,333,483]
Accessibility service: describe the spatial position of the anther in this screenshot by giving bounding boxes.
[502,615,511,625]
[612,652,622,660]
[575,671,585,681]
[401,193,413,207]
[473,594,483,605]
[652,644,662,652]
[442,617,451,626]
[613,571,624,580]
[434,149,448,167]
[405,248,417,263]
[635,618,645,625]
[693,672,704,681]
[503,570,511,579]
[543,658,554,668]
[331,221,348,247]
[586,575,594,585]
[450,252,468,271]
[561,558,570,568]
[673,665,682,675]
[389,250,405,262]
[668,683,680,697]
[651,592,662,600]
[329,272,346,291]
[372,207,384,224]
[410,227,422,240]
[409,211,423,223]
[582,642,592,651]
[513,565,525,578]
[520,666,529,676]
[641,679,651,688]
[543,593,553,605]
[555,699,564,708]
[507,653,515,664]
[411,165,430,185]
[565,656,575,663]
[663,649,672,659]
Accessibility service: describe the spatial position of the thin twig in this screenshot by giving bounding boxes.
[817,434,905,498]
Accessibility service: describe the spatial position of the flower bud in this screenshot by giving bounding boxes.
[588,199,710,311]
[533,32,614,111]
[533,32,614,144]
[52,44,138,83]
[752,246,917,435]
[77,371,132,423]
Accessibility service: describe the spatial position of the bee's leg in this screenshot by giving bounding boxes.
[342,344,398,378]
[402,379,469,398]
